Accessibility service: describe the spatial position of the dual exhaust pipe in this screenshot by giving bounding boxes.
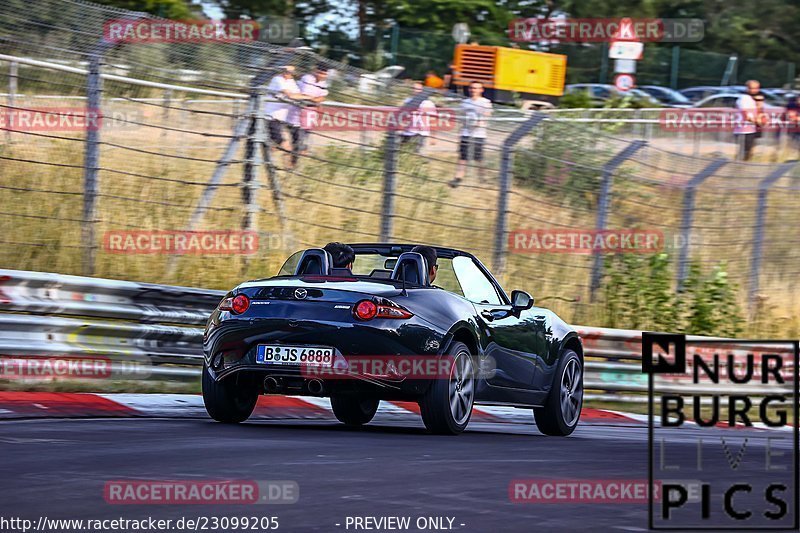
[264,376,324,395]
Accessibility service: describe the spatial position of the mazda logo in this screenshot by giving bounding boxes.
[294,288,308,300]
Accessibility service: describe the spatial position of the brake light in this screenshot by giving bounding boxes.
[353,299,413,320]
[354,300,377,320]
[220,294,250,314]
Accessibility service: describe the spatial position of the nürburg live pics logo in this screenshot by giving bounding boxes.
[644,333,799,529]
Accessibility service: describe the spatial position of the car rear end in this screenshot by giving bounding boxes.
[203,277,448,400]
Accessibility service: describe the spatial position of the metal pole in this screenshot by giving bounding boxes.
[380,131,398,241]
[390,23,400,65]
[379,90,431,241]
[589,140,647,300]
[492,113,547,276]
[80,14,145,276]
[599,43,609,84]
[748,161,797,310]
[81,53,102,276]
[5,61,17,144]
[670,46,680,90]
[676,159,727,290]
[243,89,264,233]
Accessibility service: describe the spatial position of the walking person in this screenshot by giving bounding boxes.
[734,80,763,161]
[450,81,492,187]
[400,81,437,154]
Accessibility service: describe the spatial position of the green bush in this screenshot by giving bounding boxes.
[601,252,743,337]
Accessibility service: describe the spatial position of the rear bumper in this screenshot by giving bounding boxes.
[203,316,449,398]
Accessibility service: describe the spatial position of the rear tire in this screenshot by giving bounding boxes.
[330,396,379,426]
[202,363,259,423]
[533,349,583,436]
[419,342,475,435]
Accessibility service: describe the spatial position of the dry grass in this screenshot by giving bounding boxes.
[1,98,798,335]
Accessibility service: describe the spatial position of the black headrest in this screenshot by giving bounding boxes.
[294,248,332,276]
[390,252,428,286]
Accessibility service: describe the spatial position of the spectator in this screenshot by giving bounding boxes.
[264,66,311,167]
[734,80,762,161]
[287,65,329,167]
[785,93,800,147]
[450,81,492,187]
[400,81,437,154]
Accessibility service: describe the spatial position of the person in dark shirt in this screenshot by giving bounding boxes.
[411,245,438,284]
[323,242,355,269]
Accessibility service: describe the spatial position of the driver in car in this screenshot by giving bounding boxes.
[411,245,438,284]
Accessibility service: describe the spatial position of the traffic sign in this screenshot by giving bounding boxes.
[609,41,643,60]
[614,73,635,92]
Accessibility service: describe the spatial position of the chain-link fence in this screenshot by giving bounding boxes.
[1,0,799,337]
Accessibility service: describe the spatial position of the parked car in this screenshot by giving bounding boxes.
[679,86,732,103]
[693,93,784,109]
[638,85,692,107]
[565,83,661,106]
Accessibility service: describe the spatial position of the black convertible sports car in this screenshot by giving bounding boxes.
[202,243,584,435]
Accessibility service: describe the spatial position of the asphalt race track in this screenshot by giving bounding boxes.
[1,414,794,532]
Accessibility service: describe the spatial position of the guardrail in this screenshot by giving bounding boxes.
[0,269,794,401]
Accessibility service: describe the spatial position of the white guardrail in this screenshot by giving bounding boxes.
[0,269,794,400]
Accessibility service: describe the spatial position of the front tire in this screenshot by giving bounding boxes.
[330,396,379,426]
[202,363,259,423]
[533,349,583,436]
[419,342,475,435]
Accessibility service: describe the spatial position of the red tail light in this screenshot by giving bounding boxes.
[353,299,413,321]
[220,294,250,314]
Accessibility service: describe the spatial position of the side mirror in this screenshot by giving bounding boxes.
[511,290,534,311]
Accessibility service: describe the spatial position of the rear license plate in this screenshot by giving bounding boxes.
[255,345,334,367]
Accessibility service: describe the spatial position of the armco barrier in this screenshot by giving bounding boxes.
[0,269,794,401]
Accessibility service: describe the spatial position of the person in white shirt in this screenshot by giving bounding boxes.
[287,65,329,167]
[734,80,764,161]
[450,81,492,187]
[400,81,437,154]
[264,66,312,168]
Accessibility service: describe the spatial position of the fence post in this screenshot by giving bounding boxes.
[5,61,17,144]
[81,53,103,276]
[242,88,264,234]
[379,90,431,241]
[676,159,727,290]
[748,161,797,310]
[670,46,680,89]
[492,113,547,277]
[589,140,647,300]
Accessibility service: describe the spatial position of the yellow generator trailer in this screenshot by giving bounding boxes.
[452,44,567,105]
